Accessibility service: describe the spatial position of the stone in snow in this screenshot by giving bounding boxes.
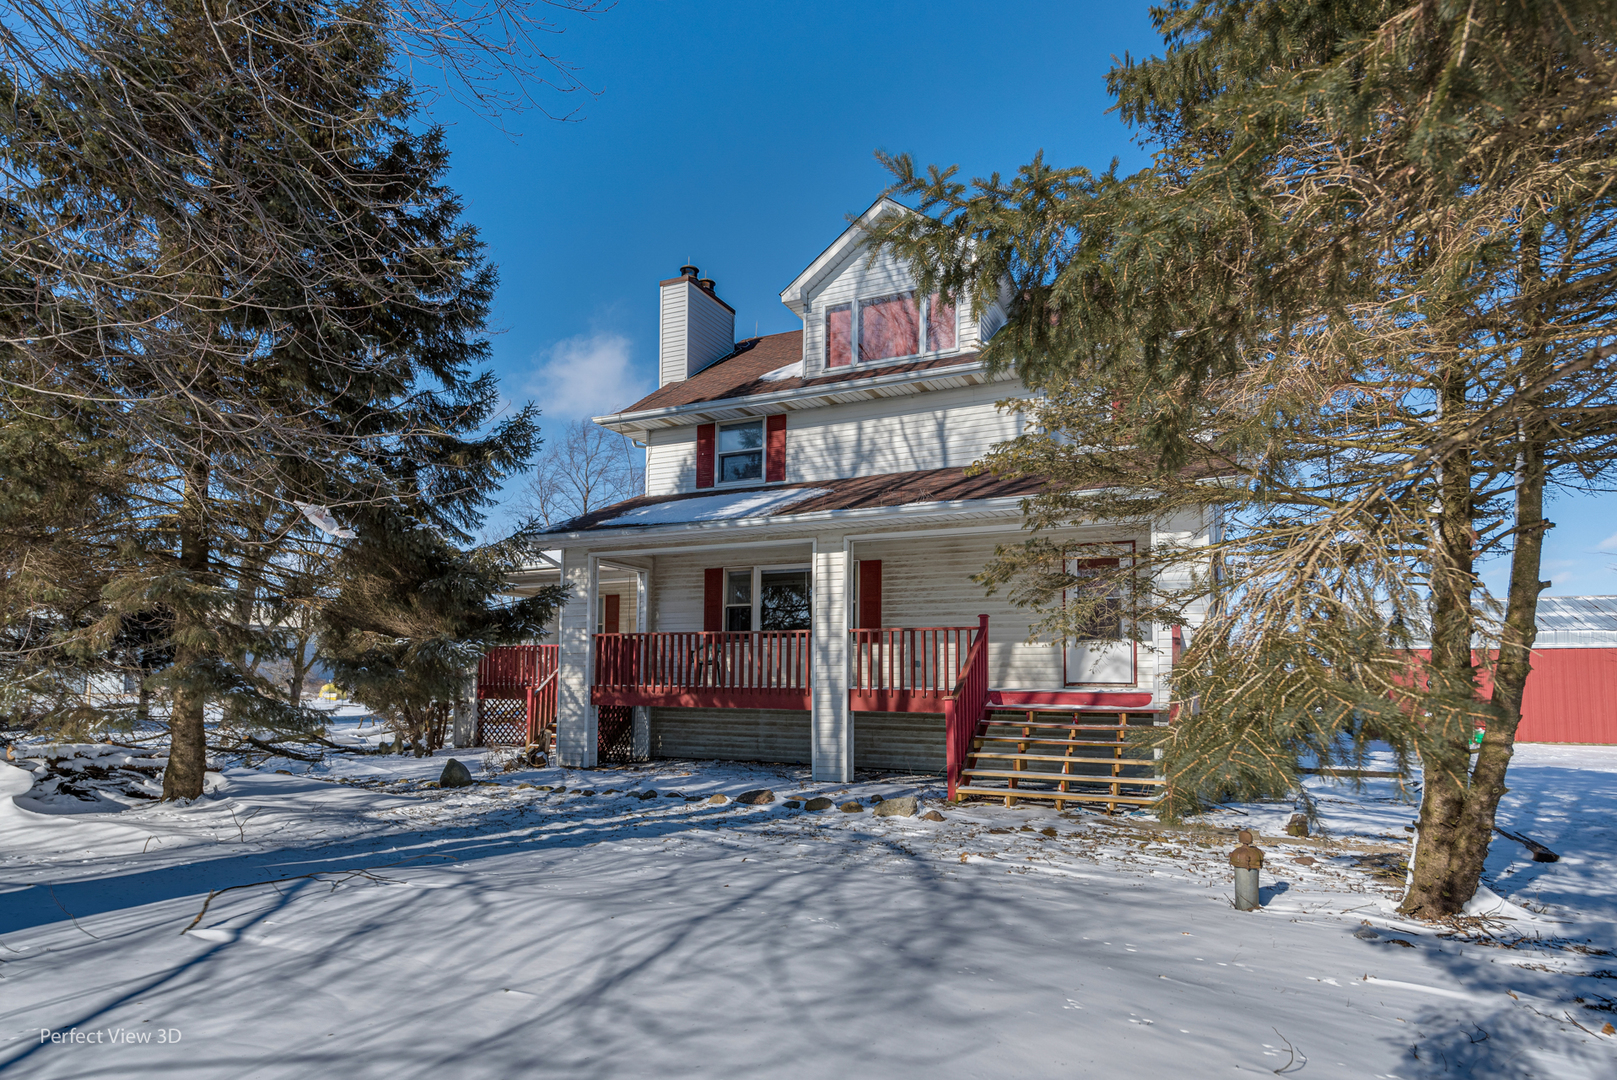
[920,810,946,822]
[872,796,918,818]
[708,793,729,805]
[803,797,833,812]
[839,801,865,813]
[439,759,473,788]
[736,789,774,805]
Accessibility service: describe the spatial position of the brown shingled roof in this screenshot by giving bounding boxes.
[611,330,984,414]
[549,467,1048,533]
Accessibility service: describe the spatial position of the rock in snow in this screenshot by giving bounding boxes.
[708,793,729,805]
[839,801,864,813]
[872,796,918,818]
[736,789,775,805]
[803,797,833,812]
[438,759,474,788]
[920,810,946,822]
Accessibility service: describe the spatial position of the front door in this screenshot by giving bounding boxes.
[1063,555,1136,685]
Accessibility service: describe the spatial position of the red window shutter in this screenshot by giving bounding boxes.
[703,568,724,631]
[857,560,883,629]
[605,594,621,635]
[765,414,787,482]
[695,423,715,488]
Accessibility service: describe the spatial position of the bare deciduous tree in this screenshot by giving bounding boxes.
[521,418,644,527]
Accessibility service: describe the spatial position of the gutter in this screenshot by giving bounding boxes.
[591,358,1011,435]
[539,494,1032,547]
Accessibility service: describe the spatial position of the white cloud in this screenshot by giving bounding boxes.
[523,331,651,422]
[1598,532,1617,552]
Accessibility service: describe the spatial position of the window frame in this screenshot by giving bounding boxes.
[824,291,959,370]
[714,419,766,486]
[721,564,812,633]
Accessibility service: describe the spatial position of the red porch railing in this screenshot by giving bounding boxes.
[849,621,983,712]
[478,644,558,699]
[944,615,991,800]
[592,631,811,709]
[477,645,559,747]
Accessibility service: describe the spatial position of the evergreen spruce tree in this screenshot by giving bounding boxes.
[0,0,539,797]
[320,516,563,755]
[874,0,1617,917]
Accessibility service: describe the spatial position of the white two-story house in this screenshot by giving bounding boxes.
[496,199,1211,807]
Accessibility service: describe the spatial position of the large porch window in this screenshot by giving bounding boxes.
[724,566,811,632]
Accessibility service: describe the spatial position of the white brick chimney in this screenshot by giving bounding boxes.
[658,265,735,386]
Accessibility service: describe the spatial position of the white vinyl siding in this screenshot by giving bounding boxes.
[648,545,814,632]
[659,279,735,386]
[780,382,1019,483]
[640,381,1023,497]
[644,426,696,496]
[855,532,1155,691]
[802,244,1007,377]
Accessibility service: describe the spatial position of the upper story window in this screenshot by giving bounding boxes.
[717,420,764,483]
[826,292,956,368]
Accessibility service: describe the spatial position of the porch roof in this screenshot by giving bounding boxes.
[543,466,1050,536]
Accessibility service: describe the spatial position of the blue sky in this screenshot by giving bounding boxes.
[434,0,1617,598]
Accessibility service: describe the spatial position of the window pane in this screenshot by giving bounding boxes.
[826,303,852,367]
[1067,558,1123,639]
[759,570,811,631]
[726,570,751,606]
[859,293,919,362]
[718,421,763,453]
[726,606,752,632]
[927,293,957,351]
[719,451,763,482]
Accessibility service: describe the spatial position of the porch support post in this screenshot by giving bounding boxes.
[451,666,476,748]
[810,531,852,782]
[631,566,651,760]
[555,547,598,767]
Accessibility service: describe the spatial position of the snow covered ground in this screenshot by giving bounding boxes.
[2,707,1614,1078]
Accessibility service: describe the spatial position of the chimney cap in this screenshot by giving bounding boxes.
[678,264,700,279]
[697,278,716,292]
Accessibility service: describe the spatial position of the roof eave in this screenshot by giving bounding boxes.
[778,196,914,314]
[590,356,1007,436]
[540,494,1031,547]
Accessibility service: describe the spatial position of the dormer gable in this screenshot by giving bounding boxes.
[779,197,1004,379]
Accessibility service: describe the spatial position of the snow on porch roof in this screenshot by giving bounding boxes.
[543,467,1049,534]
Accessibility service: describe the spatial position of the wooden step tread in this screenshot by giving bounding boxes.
[959,769,1167,786]
[969,751,1161,766]
[953,786,1157,806]
[980,721,1160,732]
[975,736,1151,748]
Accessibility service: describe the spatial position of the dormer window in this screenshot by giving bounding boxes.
[825,292,956,368]
[717,420,764,483]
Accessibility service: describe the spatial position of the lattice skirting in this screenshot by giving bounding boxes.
[477,698,528,746]
[598,705,635,763]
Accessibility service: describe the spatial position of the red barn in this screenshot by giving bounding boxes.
[1491,596,1617,745]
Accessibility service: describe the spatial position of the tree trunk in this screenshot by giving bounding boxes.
[1401,369,1484,918]
[161,647,208,800]
[161,460,211,800]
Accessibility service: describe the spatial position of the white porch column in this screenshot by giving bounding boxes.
[631,566,652,760]
[555,547,598,767]
[451,667,476,748]
[810,531,852,782]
